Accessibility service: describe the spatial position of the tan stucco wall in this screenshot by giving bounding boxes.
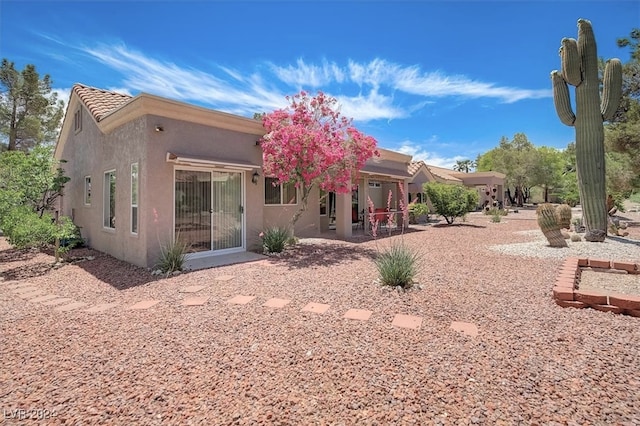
[262,186,321,237]
[58,106,148,267]
[143,115,265,266]
[59,109,266,268]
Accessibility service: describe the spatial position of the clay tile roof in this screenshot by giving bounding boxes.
[72,83,132,122]
[424,165,463,182]
[408,161,426,176]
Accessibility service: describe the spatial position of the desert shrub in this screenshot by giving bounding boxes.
[484,207,508,217]
[157,237,189,274]
[570,233,582,242]
[374,243,419,288]
[1,207,56,249]
[408,203,430,224]
[423,182,479,224]
[491,213,502,223]
[260,227,290,253]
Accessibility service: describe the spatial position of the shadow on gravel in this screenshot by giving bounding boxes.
[0,247,38,264]
[1,262,52,281]
[69,249,157,290]
[272,242,378,270]
[432,223,487,229]
[607,235,640,247]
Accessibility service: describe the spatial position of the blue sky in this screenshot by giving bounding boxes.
[1,1,638,168]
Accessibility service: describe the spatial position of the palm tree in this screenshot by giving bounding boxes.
[453,159,476,173]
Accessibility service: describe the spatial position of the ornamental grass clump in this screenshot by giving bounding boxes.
[260,227,290,254]
[157,236,189,274]
[369,184,420,289]
[375,243,420,288]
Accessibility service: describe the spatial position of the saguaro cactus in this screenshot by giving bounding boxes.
[551,19,622,242]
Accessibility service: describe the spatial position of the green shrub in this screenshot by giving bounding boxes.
[374,243,420,288]
[423,182,479,224]
[157,237,189,274]
[484,207,508,217]
[491,213,502,223]
[410,203,430,217]
[2,207,56,249]
[260,227,290,253]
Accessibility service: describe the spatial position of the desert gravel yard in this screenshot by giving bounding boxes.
[1,209,640,425]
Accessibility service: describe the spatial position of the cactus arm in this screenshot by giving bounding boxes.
[577,19,598,86]
[601,58,623,121]
[560,38,582,86]
[551,71,576,126]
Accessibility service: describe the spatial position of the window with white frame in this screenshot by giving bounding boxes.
[103,170,116,229]
[265,177,297,205]
[369,181,381,188]
[84,176,91,205]
[131,163,138,234]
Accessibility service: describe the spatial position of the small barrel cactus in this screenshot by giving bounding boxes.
[555,204,573,229]
[537,204,568,248]
[551,19,622,242]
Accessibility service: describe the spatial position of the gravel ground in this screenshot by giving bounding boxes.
[1,209,640,425]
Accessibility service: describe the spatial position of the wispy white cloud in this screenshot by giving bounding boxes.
[82,43,287,116]
[269,58,345,88]
[77,43,550,124]
[390,139,467,169]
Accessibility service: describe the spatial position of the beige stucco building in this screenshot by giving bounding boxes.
[55,84,504,270]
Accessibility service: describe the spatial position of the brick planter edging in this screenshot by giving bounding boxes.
[553,257,640,317]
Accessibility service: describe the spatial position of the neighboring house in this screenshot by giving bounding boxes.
[408,161,506,210]
[54,84,411,269]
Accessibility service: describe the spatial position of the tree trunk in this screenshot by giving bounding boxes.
[289,184,313,236]
[8,101,18,151]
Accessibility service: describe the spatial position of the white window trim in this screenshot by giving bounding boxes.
[130,163,138,235]
[84,175,91,206]
[264,177,298,206]
[369,181,381,188]
[103,170,116,230]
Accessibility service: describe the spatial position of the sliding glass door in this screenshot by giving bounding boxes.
[175,169,243,253]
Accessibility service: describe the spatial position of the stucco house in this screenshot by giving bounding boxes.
[408,161,505,210]
[54,84,412,269]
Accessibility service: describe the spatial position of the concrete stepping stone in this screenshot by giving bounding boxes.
[344,308,372,321]
[179,285,206,293]
[450,321,479,337]
[226,295,256,305]
[84,302,120,313]
[12,286,39,294]
[41,297,73,306]
[263,298,291,308]
[215,275,235,282]
[182,296,209,306]
[17,290,45,299]
[392,314,423,330]
[55,302,87,312]
[129,300,160,310]
[301,302,330,314]
[29,294,61,303]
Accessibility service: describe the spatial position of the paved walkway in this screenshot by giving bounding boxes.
[2,278,479,337]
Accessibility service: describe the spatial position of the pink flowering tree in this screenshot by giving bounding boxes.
[260,91,379,230]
